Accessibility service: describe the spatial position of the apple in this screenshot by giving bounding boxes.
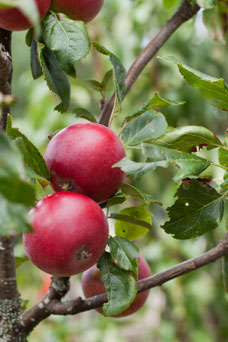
[82,255,151,317]
[51,0,104,23]
[0,0,50,31]
[23,192,109,276]
[44,123,126,203]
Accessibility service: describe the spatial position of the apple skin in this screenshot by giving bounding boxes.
[44,123,126,203]
[0,0,50,31]
[51,0,104,23]
[82,255,151,317]
[23,192,109,276]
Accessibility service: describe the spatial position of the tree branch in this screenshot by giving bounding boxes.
[0,237,19,301]
[0,29,12,131]
[20,232,228,332]
[99,0,200,126]
[20,276,70,335]
[0,236,25,341]
[0,28,26,341]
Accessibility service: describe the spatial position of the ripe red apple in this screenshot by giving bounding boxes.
[23,192,109,276]
[0,0,50,31]
[51,0,104,23]
[82,255,151,317]
[44,123,126,203]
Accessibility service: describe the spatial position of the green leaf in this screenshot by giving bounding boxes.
[197,0,217,9]
[15,256,29,268]
[108,236,139,278]
[0,131,24,178]
[42,13,90,78]
[38,42,70,113]
[219,136,228,168]
[152,126,223,152]
[222,255,228,293]
[73,108,97,123]
[113,205,152,240]
[108,54,126,124]
[124,92,184,121]
[0,176,35,206]
[92,42,111,56]
[0,132,35,235]
[109,93,121,126]
[101,69,113,90]
[86,80,103,92]
[110,54,126,103]
[25,28,33,47]
[121,110,168,146]
[0,194,32,235]
[30,38,43,79]
[115,144,210,181]
[121,183,162,205]
[97,252,137,316]
[6,115,50,183]
[162,180,225,239]
[106,193,126,214]
[162,56,228,111]
[142,144,210,182]
[92,42,126,122]
[0,0,40,34]
[114,157,166,179]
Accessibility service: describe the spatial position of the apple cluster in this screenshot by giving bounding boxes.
[23,123,125,276]
[23,123,151,316]
[0,0,104,31]
[2,0,152,316]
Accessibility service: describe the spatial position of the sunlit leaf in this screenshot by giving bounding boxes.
[121,110,168,146]
[113,205,152,240]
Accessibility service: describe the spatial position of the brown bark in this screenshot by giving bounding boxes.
[0,29,12,131]
[0,237,26,341]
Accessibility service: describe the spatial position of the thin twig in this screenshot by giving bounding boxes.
[99,0,200,126]
[20,232,228,332]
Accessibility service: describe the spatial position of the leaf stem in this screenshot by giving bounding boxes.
[210,162,228,171]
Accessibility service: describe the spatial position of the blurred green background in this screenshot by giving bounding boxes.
[12,0,227,341]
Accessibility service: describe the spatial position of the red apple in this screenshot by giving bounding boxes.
[23,192,109,276]
[0,0,50,31]
[44,123,126,203]
[51,0,104,23]
[82,255,151,317]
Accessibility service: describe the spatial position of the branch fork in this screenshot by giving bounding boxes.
[20,232,228,335]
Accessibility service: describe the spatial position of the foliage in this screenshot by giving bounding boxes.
[0,0,228,340]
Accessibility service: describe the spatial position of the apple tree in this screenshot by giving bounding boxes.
[0,0,227,341]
